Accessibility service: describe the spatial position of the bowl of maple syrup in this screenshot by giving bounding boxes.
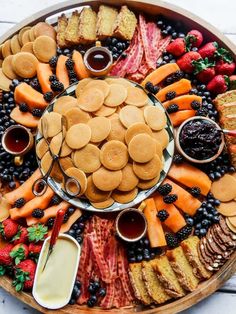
[115,208,147,242]
[84,46,113,76]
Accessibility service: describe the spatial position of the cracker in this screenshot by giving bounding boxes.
[85,175,111,202]
[104,83,127,107]
[0,68,11,91]
[73,144,101,173]
[53,95,78,115]
[144,106,167,131]
[85,80,110,98]
[10,35,21,54]
[34,22,56,40]
[2,55,18,80]
[100,140,128,170]
[12,52,38,78]
[49,132,63,155]
[107,117,126,143]
[94,105,116,117]
[41,151,53,174]
[65,167,87,195]
[138,176,160,190]
[152,128,169,150]
[125,122,152,144]
[119,105,145,128]
[21,42,34,54]
[133,155,162,180]
[36,138,48,159]
[92,167,122,191]
[42,112,62,138]
[128,133,156,163]
[66,123,91,149]
[125,86,148,107]
[2,40,12,58]
[75,78,92,98]
[60,140,72,157]
[18,27,31,46]
[77,88,104,112]
[117,163,139,192]
[91,197,114,209]
[33,35,57,62]
[112,188,138,204]
[87,117,111,143]
[65,107,90,129]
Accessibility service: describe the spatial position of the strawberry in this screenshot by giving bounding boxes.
[186,30,203,48]
[0,244,14,266]
[27,224,48,243]
[10,244,29,265]
[29,242,43,255]
[0,219,19,240]
[177,51,201,73]
[207,75,229,94]
[166,38,186,57]
[192,58,216,83]
[13,259,36,291]
[11,227,28,245]
[215,59,235,76]
[229,75,236,90]
[198,42,218,59]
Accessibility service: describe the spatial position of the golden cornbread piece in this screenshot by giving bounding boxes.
[57,14,68,48]
[77,7,97,44]
[112,5,137,40]
[65,11,80,45]
[96,5,118,40]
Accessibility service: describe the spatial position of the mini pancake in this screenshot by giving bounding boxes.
[21,42,34,54]
[85,176,111,202]
[49,132,63,155]
[34,22,56,40]
[65,107,90,129]
[22,29,31,45]
[2,40,12,58]
[100,140,128,170]
[77,88,104,112]
[0,68,12,91]
[60,140,72,157]
[87,117,111,143]
[33,36,57,62]
[50,162,63,182]
[65,167,87,196]
[105,77,133,88]
[75,78,92,98]
[91,197,114,209]
[42,112,62,138]
[228,216,236,229]
[112,188,138,204]
[84,79,110,98]
[117,163,139,192]
[10,35,21,54]
[29,27,36,42]
[125,86,148,107]
[41,151,53,174]
[138,176,159,190]
[128,133,156,163]
[2,55,18,80]
[36,138,48,159]
[154,140,163,159]
[92,167,122,191]
[119,105,145,128]
[107,113,119,120]
[94,105,116,117]
[53,95,78,115]
[18,27,31,46]
[133,155,162,180]
[12,52,38,78]
[104,83,127,107]
[226,218,236,233]
[144,106,167,131]
[66,123,91,149]
[217,201,236,217]
[211,174,236,202]
[152,128,169,150]
[107,117,126,143]
[125,122,152,144]
[59,157,74,171]
[73,144,101,173]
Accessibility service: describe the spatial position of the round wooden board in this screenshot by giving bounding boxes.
[0,0,236,313]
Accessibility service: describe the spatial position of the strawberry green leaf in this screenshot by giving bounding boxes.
[27,224,48,242]
[224,75,230,87]
[0,266,6,276]
[215,47,233,63]
[10,247,26,265]
[192,57,215,74]
[11,229,22,242]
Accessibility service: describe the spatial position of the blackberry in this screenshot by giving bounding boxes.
[32,208,44,218]
[165,233,179,248]
[30,78,41,92]
[19,103,29,112]
[46,217,55,229]
[49,75,58,82]
[165,91,176,100]
[32,108,43,117]
[196,108,208,117]
[68,70,77,79]
[65,58,74,70]
[157,209,169,222]
[145,81,160,94]
[173,70,184,80]
[163,194,178,204]
[167,103,179,113]
[176,225,192,241]
[43,91,54,102]
[49,56,58,68]
[165,76,174,85]
[191,100,201,110]
[188,186,201,198]
[157,183,172,196]
[50,195,61,205]
[173,153,184,164]
[14,198,26,208]
[51,80,64,92]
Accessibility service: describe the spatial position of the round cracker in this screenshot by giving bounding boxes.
[85,79,110,98]
[60,140,72,157]
[133,155,162,180]
[65,167,87,195]
[125,122,152,144]
[112,188,138,204]
[36,138,48,159]
[12,52,38,78]
[18,27,31,46]
[100,140,128,170]
[42,112,62,138]
[104,83,127,107]
[0,68,12,91]
[53,95,78,115]
[77,88,104,112]
[91,197,114,209]
[87,117,111,143]
[138,176,160,190]
[73,144,101,173]
[2,55,18,80]
[85,176,111,202]
[128,133,156,163]
[144,106,167,131]
[92,167,122,191]
[34,22,56,40]
[41,151,53,174]
[117,163,139,192]
[10,35,21,54]
[49,132,63,155]
[21,42,34,54]
[33,36,57,62]
[94,105,116,117]
[2,40,12,58]
[119,105,144,128]
[125,86,148,107]
[152,129,169,150]
[65,107,90,129]
[22,30,31,45]
[107,117,126,143]
[66,123,91,149]
[75,78,92,98]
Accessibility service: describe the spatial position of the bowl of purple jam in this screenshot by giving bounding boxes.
[176,117,225,164]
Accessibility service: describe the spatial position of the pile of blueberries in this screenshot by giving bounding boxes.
[67,212,92,244]
[104,37,130,61]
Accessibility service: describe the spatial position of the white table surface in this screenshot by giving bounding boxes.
[0,0,236,313]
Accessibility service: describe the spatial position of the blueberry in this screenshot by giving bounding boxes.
[186,217,194,226]
[212,216,220,223]
[72,285,80,298]
[214,199,220,206]
[202,219,209,227]
[98,288,106,297]
[136,254,143,262]
[68,207,75,215]
[150,252,156,259]
[93,281,100,291]
[207,213,213,221]
[76,236,83,244]
[200,228,207,236]
[112,38,118,45]
[214,172,222,179]
[88,284,96,294]
[136,247,143,253]
[69,298,76,305]
[206,203,214,210]
[75,280,81,288]
[68,229,75,236]
[128,256,136,263]
[194,229,200,236]
[196,223,202,229]
[73,223,78,230]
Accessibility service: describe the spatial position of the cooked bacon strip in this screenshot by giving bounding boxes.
[156,35,171,61]
[100,282,115,309]
[104,235,117,281]
[127,29,143,74]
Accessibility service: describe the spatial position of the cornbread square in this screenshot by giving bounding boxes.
[57,14,68,48]
[112,5,137,40]
[77,7,97,44]
[96,5,118,40]
[65,11,80,45]
[213,90,236,108]
[218,101,236,117]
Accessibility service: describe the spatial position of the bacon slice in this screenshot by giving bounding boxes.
[100,282,115,309]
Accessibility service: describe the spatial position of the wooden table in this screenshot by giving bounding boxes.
[0,0,236,313]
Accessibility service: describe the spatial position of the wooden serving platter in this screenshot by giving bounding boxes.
[0,0,236,313]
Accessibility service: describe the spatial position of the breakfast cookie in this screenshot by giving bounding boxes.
[87,117,111,143]
[59,157,74,171]
[104,83,127,107]
[125,122,152,144]
[73,144,101,173]
[128,133,156,163]
[53,95,78,115]
[0,68,12,91]
[92,167,122,191]
[152,128,169,150]
[18,26,31,46]
[2,55,18,80]
[22,29,31,45]
[41,151,53,174]
[65,167,87,195]
[75,78,92,98]
[85,176,111,202]
[33,35,57,62]
[133,155,162,180]
[21,42,34,54]
[66,123,91,149]
[34,22,56,40]
[2,40,12,58]
[100,140,128,170]
[36,138,48,159]
[144,106,167,131]
[117,163,139,192]
[107,117,126,142]
[49,132,63,155]
[112,188,138,203]
[65,107,90,129]
[119,105,145,128]
[138,176,159,190]
[12,52,38,78]
[91,197,115,209]
[60,140,72,157]
[125,86,148,107]
[10,35,21,54]
[77,88,104,112]
[41,112,62,138]
[94,105,116,117]
[85,79,110,98]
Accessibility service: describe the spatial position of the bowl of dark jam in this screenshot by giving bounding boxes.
[176,117,225,164]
